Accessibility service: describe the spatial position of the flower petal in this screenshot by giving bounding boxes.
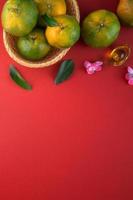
[87,68,95,74]
[84,61,92,69]
[128,79,133,85]
[94,61,103,66]
[96,66,102,72]
[127,67,133,75]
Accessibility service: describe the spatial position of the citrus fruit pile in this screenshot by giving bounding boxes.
[1,0,80,60]
[1,0,133,63]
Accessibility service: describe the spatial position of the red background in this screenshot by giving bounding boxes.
[0,0,133,199]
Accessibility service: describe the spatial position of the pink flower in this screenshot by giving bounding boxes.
[84,61,103,75]
[125,67,133,86]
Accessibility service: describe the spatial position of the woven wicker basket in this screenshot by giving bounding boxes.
[3,0,80,68]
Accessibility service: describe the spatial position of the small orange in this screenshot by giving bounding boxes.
[1,0,39,37]
[45,15,80,49]
[81,10,120,48]
[34,0,66,16]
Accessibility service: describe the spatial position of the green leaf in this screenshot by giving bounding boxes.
[9,65,32,90]
[42,14,58,27]
[55,60,75,85]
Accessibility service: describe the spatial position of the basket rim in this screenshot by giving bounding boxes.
[3,0,80,68]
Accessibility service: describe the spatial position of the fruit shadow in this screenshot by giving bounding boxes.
[50,62,61,80]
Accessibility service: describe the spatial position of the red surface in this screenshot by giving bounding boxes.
[0,0,133,199]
